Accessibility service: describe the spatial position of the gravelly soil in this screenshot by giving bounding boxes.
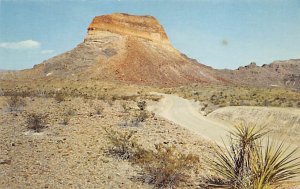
[0,96,215,189]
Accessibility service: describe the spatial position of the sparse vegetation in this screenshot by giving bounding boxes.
[165,85,300,114]
[1,79,299,188]
[6,96,26,112]
[135,143,199,188]
[26,113,48,132]
[121,102,129,113]
[94,105,104,115]
[61,116,70,125]
[207,124,300,189]
[65,108,76,116]
[104,127,138,160]
[104,126,199,188]
[119,118,141,127]
[136,110,148,122]
[54,92,66,103]
[137,100,146,110]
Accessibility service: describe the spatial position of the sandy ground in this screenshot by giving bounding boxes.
[0,96,215,189]
[148,93,300,146]
[148,93,300,185]
[1,93,299,188]
[208,106,300,144]
[148,93,233,146]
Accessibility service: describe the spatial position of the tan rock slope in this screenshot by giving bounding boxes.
[15,13,221,86]
[219,59,300,90]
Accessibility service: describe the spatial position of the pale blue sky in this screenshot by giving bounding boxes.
[0,0,299,70]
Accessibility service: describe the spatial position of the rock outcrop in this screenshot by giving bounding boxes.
[85,13,170,45]
[1,13,299,89]
[12,13,221,86]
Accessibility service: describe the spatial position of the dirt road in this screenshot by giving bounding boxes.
[148,93,233,145]
[148,93,300,183]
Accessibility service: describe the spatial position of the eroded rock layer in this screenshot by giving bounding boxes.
[85,13,170,45]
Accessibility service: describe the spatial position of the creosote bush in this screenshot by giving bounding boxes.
[136,111,148,122]
[137,100,146,111]
[65,108,76,116]
[104,127,138,160]
[207,124,300,189]
[135,144,199,188]
[119,117,141,127]
[95,106,104,115]
[121,102,129,113]
[104,127,199,188]
[61,116,70,125]
[54,93,66,103]
[26,113,48,132]
[6,96,26,112]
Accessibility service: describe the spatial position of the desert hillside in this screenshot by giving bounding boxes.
[219,59,300,90]
[1,12,300,189]
[1,14,299,90]
[2,13,221,86]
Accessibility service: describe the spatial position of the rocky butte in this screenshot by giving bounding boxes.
[85,13,170,45]
[16,13,221,86]
[3,13,299,89]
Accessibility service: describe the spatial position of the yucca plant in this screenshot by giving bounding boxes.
[207,124,300,189]
[251,139,300,189]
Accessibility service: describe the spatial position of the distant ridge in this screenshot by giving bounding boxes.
[219,59,300,89]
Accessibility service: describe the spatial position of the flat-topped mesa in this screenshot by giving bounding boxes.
[85,13,170,45]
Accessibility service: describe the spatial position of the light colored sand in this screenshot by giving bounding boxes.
[208,106,300,144]
[148,93,300,183]
[148,93,233,145]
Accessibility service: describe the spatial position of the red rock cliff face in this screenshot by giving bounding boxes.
[86,13,170,45]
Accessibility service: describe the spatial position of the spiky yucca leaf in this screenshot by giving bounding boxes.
[208,124,266,187]
[230,124,268,147]
[208,144,250,189]
[252,139,300,189]
[207,124,300,189]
